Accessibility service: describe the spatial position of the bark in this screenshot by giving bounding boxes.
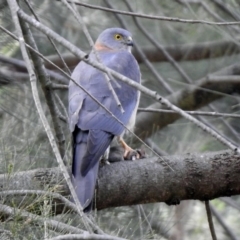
[0,150,239,212]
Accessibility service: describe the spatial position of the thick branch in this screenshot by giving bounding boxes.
[0,150,239,211]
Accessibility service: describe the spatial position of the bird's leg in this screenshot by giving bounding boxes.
[100,146,110,165]
[118,137,140,160]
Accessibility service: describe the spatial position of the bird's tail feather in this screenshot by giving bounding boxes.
[72,160,99,211]
[72,128,113,211]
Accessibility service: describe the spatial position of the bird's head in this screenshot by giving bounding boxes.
[94,28,133,52]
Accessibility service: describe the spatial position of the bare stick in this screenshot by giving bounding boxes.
[0,203,85,234]
[0,190,78,213]
[62,0,124,113]
[24,0,71,75]
[55,0,240,26]
[17,8,240,154]
[19,18,66,159]
[138,108,240,118]
[6,0,92,232]
[210,204,238,240]
[205,201,217,240]
[46,234,127,240]
[104,0,173,94]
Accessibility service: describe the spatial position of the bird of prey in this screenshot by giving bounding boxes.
[68,28,141,212]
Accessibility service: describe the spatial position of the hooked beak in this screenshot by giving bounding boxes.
[126,36,133,46]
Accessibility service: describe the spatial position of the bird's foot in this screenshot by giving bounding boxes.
[108,145,124,162]
[118,136,146,160]
[124,148,146,160]
[100,156,110,165]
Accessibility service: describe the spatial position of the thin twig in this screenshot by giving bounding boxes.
[54,92,68,120]
[19,17,66,158]
[0,37,68,83]
[0,229,13,239]
[62,0,124,113]
[6,0,92,232]
[210,204,238,240]
[0,23,171,163]
[208,104,240,144]
[125,0,240,146]
[167,77,238,100]
[0,203,85,234]
[4,23,240,119]
[23,0,71,75]
[23,0,70,131]
[211,0,240,21]
[220,197,240,212]
[123,0,192,84]
[46,234,127,240]
[17,8,240,154]
[137,205,143,239]
[205,201,217,240]
[42,37,240,66]
[0,190,78,213]
[16,7,175,170]
[199,1,240,33]
[138,108,240,118]
[104,0,173,94]
[145,138,168,156]
[55,0,240,26]
[138,205,156,238]
[51,83,68,90]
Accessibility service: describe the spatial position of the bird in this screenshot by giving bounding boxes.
[68,28,141,212]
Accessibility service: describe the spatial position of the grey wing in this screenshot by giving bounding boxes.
[74,51,141,136]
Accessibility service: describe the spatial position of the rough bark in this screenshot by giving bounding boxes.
[0,150,239,212]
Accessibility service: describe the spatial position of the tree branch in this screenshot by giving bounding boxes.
[17,8,240,153]
[46,234,126,240]
[7,0,93,232]
[1,150,239,212]
[135,63,240,139]
[55,0,240,26]
[19,18,66,158]
[0,54,68,83]
[0,203,85,234]
[44,37,240,70]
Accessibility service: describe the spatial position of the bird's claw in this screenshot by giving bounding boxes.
[124,148,146,161]
[100,157,110,165]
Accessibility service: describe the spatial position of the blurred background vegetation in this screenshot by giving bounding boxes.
[1,0,240,239]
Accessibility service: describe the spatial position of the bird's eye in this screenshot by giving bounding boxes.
[114,34,122,40]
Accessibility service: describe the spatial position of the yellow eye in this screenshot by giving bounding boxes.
[114,34,122,40]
